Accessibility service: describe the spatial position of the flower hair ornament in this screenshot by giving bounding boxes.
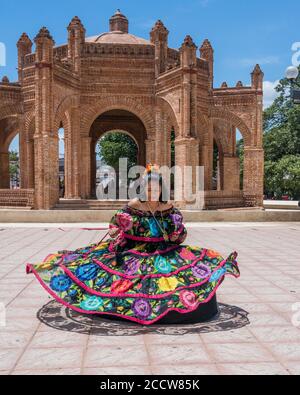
[144,163,161,177]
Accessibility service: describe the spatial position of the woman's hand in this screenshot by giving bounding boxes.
[109,225,120,239]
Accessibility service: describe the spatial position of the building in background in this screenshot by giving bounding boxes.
[0,10,264,210]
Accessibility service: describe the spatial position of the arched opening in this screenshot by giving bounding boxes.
[58,125,65,198]
[95,131,139,200]
[0,116,20,189]
[212,139,223,191]
[236,128,244,190]
[9,134,20,189]
[213,120,242,192]
[88,109,147,200]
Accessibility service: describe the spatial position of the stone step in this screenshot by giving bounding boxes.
[54,199,128,211]
[0,206,33,210]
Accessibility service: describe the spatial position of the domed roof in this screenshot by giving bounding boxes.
[85,10,152,46]
[86,31,151,45]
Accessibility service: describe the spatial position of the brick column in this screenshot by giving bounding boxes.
[223,156,240,191]
[175,137,199,205]
[0,152,10,188]
[34,27,58,209]
[244,148,264,207]
[150,20,169,77]
[145,139,156,164]
[80,136,92,199]
[154,107,169,166]
[25,138,35,189]
[201,119,214,191]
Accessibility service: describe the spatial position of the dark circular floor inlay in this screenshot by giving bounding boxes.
[37,300,249,336]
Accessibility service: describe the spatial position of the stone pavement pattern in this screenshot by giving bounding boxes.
[0,222,300,375]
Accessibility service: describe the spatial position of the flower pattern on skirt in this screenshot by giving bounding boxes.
[26,205,240,325]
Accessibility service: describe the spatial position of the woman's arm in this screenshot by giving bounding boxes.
[168,208,187,244]
[108,208,134,239]
[108,212,121,239]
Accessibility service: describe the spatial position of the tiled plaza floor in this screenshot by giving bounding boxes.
[0,222,300,375]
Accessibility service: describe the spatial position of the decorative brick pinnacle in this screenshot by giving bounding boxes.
[200,39,213,50]
[17,32,32,45]
[252,64,263,75]
[34,27,54,43]
[109,9,128,33]
[68,16,85,31]
[1,76,9,83]
[182,35,197,48]
[152,19,168,32]
[221,82,228,88]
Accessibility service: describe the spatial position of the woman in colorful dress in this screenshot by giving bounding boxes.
[26,165,240,326]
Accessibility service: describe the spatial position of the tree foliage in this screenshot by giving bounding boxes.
[263,67,300,199]
[9,150,20,187]
[98,132,138,170]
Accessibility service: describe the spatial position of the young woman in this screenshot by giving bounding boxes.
[26,164,240,326]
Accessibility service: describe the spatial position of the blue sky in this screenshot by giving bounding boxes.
[1,0,299,151]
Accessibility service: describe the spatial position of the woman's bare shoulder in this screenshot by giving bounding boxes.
[127,199,142,209]
[160,201,174,211]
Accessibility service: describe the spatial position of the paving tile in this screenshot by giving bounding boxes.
[84,345,149,368]
[29,331,87,348]
[147,344,211,365]
[217,362,289,375]
[249,326,300,343]
[200,328,255,344]
[11,368,81,375]
[88,335,145,347]
[248,313,290,327]
[0,331,32,349]
[83,366,152,375]
[205,343,275,363]
[15,347,83,370]
[144,334,202,345]
[150,364,219,375]
[0,317,40,332]
[0,348,24,370]
[266,343,300,362]
[282,362,300,375]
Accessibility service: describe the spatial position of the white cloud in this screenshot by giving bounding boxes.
[263,80,280,109]
[239,56,280,68]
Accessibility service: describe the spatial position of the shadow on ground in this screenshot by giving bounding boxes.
[37,300,250,336]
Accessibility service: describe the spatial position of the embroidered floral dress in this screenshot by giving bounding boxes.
[26,205,240,325]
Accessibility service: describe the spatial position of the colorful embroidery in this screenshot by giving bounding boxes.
[26,205,240,325]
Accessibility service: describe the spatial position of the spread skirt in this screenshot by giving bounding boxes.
[26,240,240,326]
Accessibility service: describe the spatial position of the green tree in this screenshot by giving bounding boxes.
[98,132,138,171]
[265,155,300,199]
[263,66,300,199]
[9,150,20,187]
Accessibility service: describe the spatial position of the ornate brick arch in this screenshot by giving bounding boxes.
[0,103,23,121]
[157,97,179,135]
[197,110,210,143]
[80,96,155,138]
[24,111,35,139]
[210,107,252,147]
[2,118,20,151]
[54,95,78,132]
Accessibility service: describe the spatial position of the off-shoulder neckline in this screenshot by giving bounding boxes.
[124,204,175,216]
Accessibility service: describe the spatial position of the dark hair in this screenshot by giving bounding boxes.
[139,172,169,203]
